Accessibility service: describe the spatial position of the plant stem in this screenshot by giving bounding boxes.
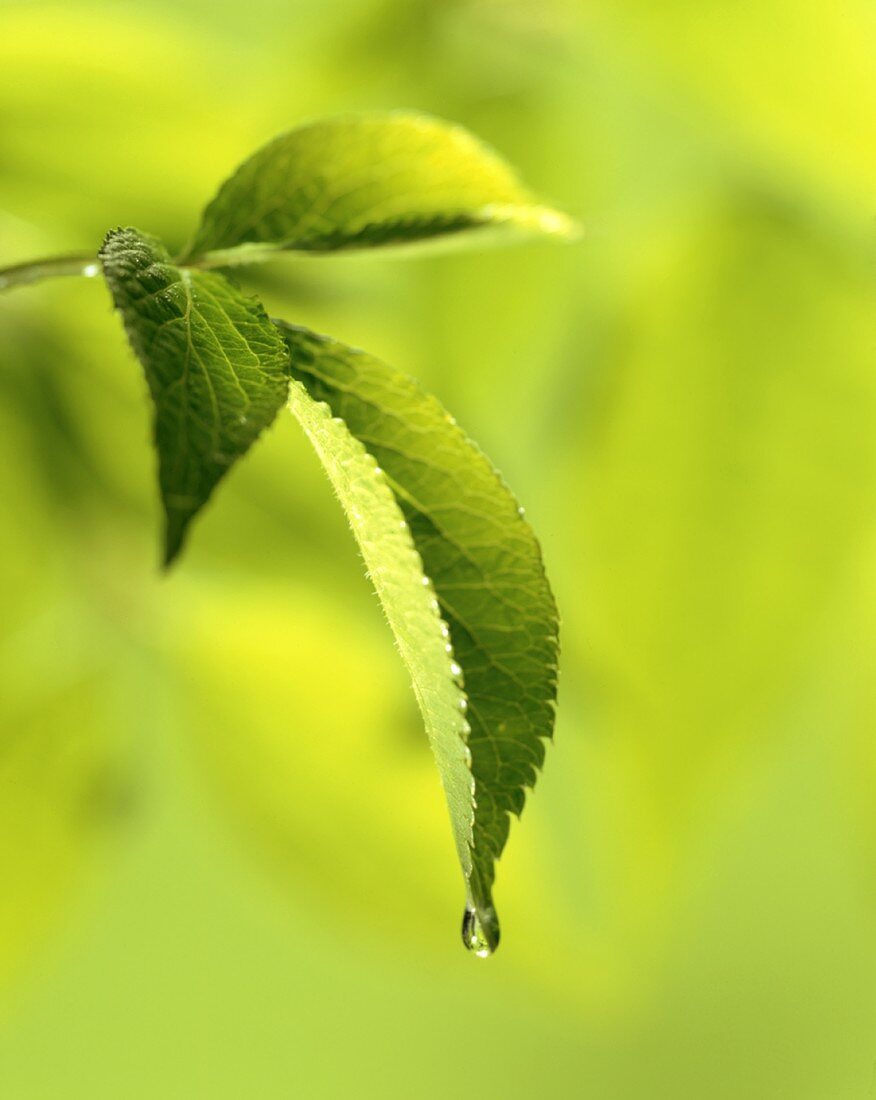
[0,253,101,293]
[0,246,277,294]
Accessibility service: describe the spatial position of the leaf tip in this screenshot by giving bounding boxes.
[530,204,581,241]
[162,510,191,571]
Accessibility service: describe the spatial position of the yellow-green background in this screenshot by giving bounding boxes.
[1,1,874,1096]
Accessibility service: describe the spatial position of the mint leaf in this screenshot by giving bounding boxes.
[100,228,290,565]
[181,112,575,266]
[279,322,559,954]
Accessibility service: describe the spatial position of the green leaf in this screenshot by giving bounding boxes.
[279,322,559,954]
[181,112,575,266]
[100,227,290,565]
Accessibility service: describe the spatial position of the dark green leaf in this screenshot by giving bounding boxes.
[100,228,290,565]
[279,322,559,954]
[181,112,575,266]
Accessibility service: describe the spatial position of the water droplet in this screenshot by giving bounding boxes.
[461,905,499,958]
[439,623,450,638]
[517,505,526,517]
[444,643,453,654]
[82,263,100,278]
[450,661,462,677]
[458,698,468,712]
[399,520,407,530]
[421,576,431,587]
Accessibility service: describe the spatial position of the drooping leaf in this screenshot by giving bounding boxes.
[279,322,559,954]
[181,112,575,267]
[100,228,290,565]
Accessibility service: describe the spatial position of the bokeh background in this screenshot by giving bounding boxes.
[1,1,875,1096]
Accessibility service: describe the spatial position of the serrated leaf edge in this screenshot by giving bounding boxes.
[286,378,479,881]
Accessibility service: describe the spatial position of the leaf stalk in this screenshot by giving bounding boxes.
[0,253,103,293]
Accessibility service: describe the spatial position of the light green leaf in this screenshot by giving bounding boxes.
[280,322,559,954]
[100,227,290,565]
[181,112,575,267]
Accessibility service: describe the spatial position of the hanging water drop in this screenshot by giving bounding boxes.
[461,904,499,958]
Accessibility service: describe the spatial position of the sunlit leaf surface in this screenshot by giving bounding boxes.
[182,112,574,265]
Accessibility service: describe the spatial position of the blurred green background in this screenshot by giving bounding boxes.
[1,1,875,1096]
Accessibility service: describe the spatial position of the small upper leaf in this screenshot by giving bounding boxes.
[279,322,559,953]
[181,112,575,266]
[100,228,290,565]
